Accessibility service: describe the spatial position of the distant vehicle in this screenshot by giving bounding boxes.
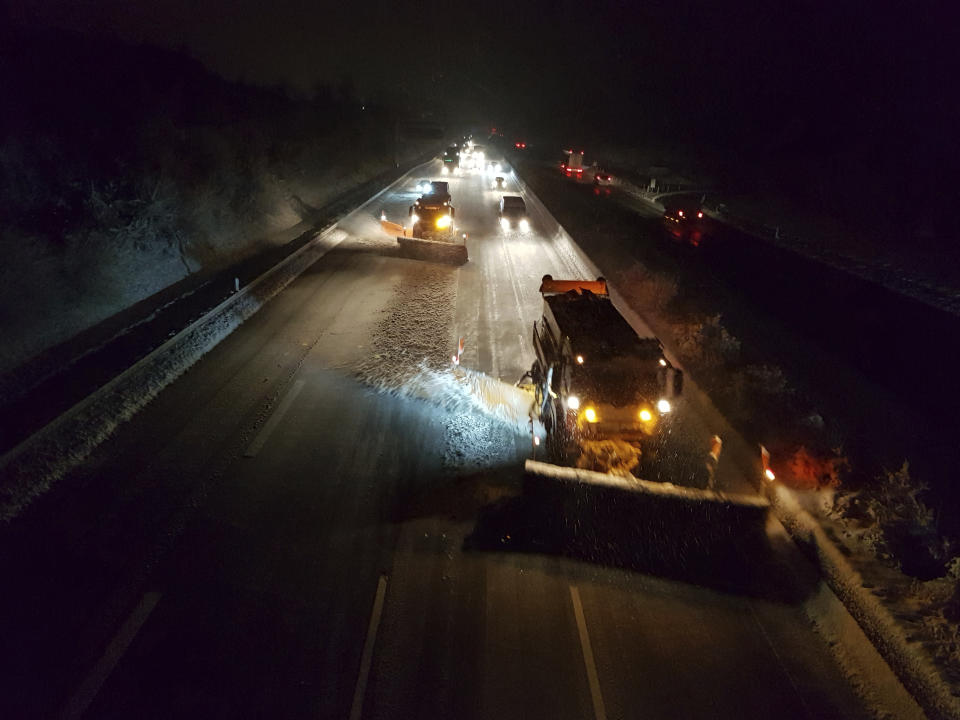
[415,178,433,194]
[472,144,486,163]
[486,158,507,175]
[662,206,707,247]
[492,176,505,190]
[593,167,613,185]
[442,145,460,175]
[499,195,529,232]
[514,141,527,149]
[560,149,584,177]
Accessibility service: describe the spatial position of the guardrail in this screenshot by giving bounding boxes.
[0,159,436,523]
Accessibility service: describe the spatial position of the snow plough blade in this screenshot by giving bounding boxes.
[521,459,769,561]
[380,219,411,237]
[396,235,468,265]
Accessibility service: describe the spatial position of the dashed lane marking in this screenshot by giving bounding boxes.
[349,575,388,720]
[60,591,161,720]
[243,379,305,457]
[570,585,608,720]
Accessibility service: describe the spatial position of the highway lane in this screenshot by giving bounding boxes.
[0,156,874,718]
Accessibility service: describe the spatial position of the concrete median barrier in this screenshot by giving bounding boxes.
[396,235,468,265]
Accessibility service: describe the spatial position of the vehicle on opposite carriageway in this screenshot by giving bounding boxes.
[662,204,708,247]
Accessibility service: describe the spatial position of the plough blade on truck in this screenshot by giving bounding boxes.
[380,178,467,265]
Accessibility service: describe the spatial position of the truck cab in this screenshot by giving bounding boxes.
[410,192,455,240]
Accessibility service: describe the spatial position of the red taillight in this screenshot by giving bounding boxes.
[521,143,526,148]
[697,211,703,218]
[678,210,684,217]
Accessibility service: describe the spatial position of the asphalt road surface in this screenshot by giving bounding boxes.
[0,157,874,719]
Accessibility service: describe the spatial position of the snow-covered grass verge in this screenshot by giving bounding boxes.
[0,225,348,523]
[770,483,960,720]
[512,157,957,718]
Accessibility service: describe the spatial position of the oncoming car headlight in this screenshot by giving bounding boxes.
[567,395,580,410]
[583,407,597,423]
[657,399,672,413]
[441,166,449,175]
[500,217,510,230]
[410,214,419,224]
[639,408,653,423]
[519,218,530,232]
[436,215,452,229]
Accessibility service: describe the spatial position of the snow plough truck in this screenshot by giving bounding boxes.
[379,180,468,264]
[520,276,683,476]
[512,276,768,556]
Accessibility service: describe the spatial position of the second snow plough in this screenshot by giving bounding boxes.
[381,180,468,265]
[520,276,683,476]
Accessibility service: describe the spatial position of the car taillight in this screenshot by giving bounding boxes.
[697,211,703,218]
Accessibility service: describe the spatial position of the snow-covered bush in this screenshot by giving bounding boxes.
[836,462,950,577]
[671,313,740,367]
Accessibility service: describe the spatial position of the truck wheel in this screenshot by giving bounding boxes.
[546,400,569,462]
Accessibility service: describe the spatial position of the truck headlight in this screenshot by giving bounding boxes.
[519,218,530,232]
[436,215,452,229]
[584,407,597,423]
[410,214,419,224]
[639,409,653,422]
[500,217,510,230]
[567,395,580,410]
[657,399,672,413]
[442,166,449,175]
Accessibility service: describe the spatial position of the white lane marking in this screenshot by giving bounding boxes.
[243,379,305,457]
[60,591,161,720]
[746,600,816,719]
[570,585,608,720]
[349,575,388,720]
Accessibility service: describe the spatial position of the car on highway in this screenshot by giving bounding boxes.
[486,158,507,175]
[415,178,433,194]
[593,166,613,186]
[499,196,529,232]
[663,205,708,246]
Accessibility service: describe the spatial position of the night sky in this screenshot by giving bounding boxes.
[7,0,957,171]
